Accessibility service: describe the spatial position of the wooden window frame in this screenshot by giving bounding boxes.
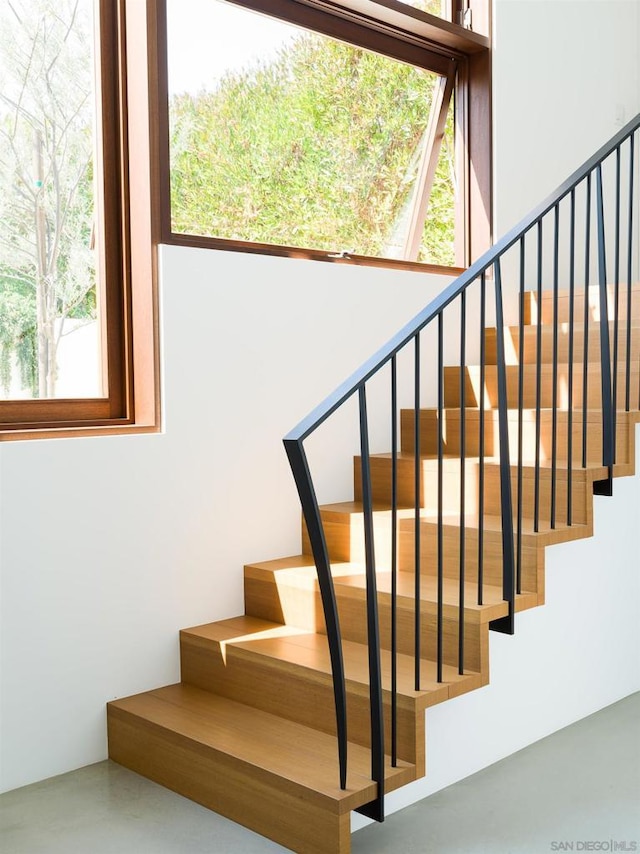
[0,0,160,439]
[157,0,492,273]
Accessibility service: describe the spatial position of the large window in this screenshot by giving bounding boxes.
[161,0,491,270]
[0,0,487,433]
[0,0,159,434]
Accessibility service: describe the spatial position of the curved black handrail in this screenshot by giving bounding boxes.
[283,112,640,817]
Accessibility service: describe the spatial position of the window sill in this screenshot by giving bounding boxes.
[0,421,161,443]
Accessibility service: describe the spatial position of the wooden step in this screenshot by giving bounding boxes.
[303,493,591,568]
[108,684,415,854]
[396,511,544,598]
[353,454,481,513]
[483,459,591,526]
[180,615,481,774]
[444,362,640,410]
[401,407,634,466]
[354,453,592,526]
[524,283,640,325]
[244,550,525,673]
[485,321,640,365]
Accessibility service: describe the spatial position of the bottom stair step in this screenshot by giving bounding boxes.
[107,684,415,854]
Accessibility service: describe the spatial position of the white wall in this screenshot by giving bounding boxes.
[1,0,640,822]
[493,0,640,235]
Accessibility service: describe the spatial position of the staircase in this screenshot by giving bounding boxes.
[107,118,640,852]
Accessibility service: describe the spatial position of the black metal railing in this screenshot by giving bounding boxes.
[284,114,640,821]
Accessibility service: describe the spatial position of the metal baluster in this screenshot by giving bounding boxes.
[478,274,486,606]
[390,356,398,768]
[582,173,592,468]
[534,220,542,532]
[567,190,576,525]
[459,292,466,675]
[492,259,515,635]
[595,166,614,492]
[437,312,444,683]
[613,147,621,437]
[517,239,525,593]
[551,205,559,528]
[414,335,421,691]
[358,385,385,821]
[627,133,635,412]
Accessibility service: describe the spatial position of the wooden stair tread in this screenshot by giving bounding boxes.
[334,569,537,619]
[485,321,640,362]
[525,282,640,300]
[368,451,604,473]
[432,510,591,542]
[367,452,636,480]
[108,684,415,812]
[403,407,640,426]
[183,615,481,704]
[246,553,536,621]
[450,362,640,376]
[500,319,640,331]
[312,500,590,540]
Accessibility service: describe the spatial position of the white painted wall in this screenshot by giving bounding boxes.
[1,1,639,832]
[493,0,640,235]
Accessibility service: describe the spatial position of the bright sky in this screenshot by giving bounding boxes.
[166,0,299,95]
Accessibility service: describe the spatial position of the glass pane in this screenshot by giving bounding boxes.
[418,98,455,265]
[167,0,455,264]
[0,0,101,400]
[392,0,452,19]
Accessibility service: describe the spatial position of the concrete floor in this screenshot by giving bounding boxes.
[2,693,639,854]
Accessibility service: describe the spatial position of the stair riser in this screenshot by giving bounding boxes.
[335,594,489,674]
[402,409,631,466]
[485,324,640,366]
[244,572,489,674]
[354,455,589,526]
[402,409,485,457]
[180,637,425,772]
[302,505,537,590]
[524,286,640,325]
[397,520,544,596]
[303,508,541,599]
[482,465,590,526]
[353,456,481,515]
[444,365,640,410]
[108,708,353,854]
[303,511,393,566]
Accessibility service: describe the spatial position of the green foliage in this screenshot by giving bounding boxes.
[170,33,455,264]
[0,270,36,393]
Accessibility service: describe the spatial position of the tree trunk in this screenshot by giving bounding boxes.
[33,129,57,398]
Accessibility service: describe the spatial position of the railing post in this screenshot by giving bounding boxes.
[490,259,515,635]
[283,438,349,789]
[355,385,385,822]
[390,357,398,768]
[594,165,614,496]
[414,334,422,690]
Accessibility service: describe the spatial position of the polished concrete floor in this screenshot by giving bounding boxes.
[2,693,639,854]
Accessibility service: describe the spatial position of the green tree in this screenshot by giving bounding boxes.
[170,33,454,265]
[0,0,96,398]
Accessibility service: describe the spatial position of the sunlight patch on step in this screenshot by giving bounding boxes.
[219,623,308,664]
